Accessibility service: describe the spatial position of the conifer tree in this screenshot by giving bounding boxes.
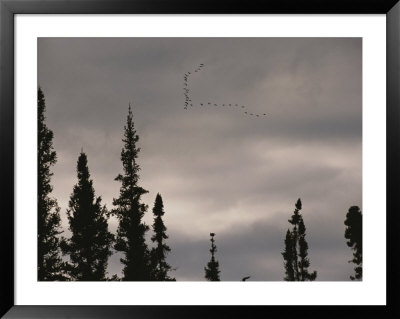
[62,151,113,280]
[344,206,362,280]
[204,233,221,281]
[38,87,65,281]
[150,193,175,281]
[113,106,151,281]
[282,198,317,281]
[282,229,295,281]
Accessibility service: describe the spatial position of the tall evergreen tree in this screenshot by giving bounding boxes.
[344,206,362,280]
[38,87,65,281]
[204,233,221,281]
[62,151,113,281]
[150,193,175,281]
[282,229,295,281]
[282,198,317,281]
[113,106,151,281]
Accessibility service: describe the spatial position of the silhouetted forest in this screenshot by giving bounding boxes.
[38,88,362,281]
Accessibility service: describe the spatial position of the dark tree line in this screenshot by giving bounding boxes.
[38,90,174,281]
[38,88,362,282]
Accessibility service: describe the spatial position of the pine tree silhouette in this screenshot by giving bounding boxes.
[37,87,66,281]
[282,229,295,281]
[113,105,151,281]
[204,233,221,281]
[344,206,362,280]
[150,193,175,281]
[62,151,114,280]
[282,198,317,281]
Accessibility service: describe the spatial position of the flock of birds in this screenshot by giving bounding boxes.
[183,63,268,119]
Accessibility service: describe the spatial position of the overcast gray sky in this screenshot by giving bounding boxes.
[38,37,362,281]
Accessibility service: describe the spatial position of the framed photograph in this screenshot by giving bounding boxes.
[1,0,399,318]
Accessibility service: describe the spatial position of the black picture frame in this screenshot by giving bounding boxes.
[1,0,399,318]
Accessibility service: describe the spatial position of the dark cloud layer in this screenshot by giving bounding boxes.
[38,38,362,281]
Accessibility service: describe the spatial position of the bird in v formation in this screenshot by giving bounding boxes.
[182,63,268,118]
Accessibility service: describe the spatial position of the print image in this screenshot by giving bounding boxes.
[38,38,362,281]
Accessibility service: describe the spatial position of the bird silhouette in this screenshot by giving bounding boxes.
[210,233,215,237]
[241,276,251,281]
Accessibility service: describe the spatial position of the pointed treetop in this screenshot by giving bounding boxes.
[289,198,302,225]
[128,101,135,114]
[153,193,165,217]
[204,232,221,281]
[127,103,132,119]
[296,198,302,210]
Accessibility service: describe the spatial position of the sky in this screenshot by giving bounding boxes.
[38,37,362,281]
